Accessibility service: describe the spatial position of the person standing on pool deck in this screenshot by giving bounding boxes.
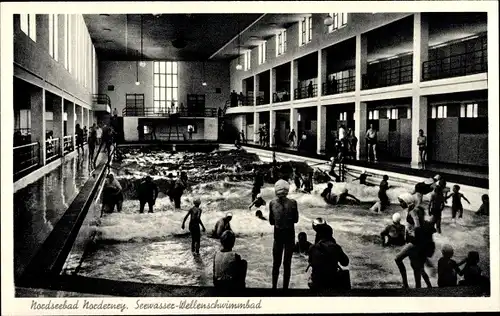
[269,180,299,290]
[181,198,206,254]
[365,124,378,162]
[417,129,427,169]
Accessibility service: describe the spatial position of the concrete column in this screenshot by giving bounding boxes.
[291,60,298,100]
[317,105,327,154]
[290,108,298,143]
[67,101,75,150]
[270,68,276,104]
[253,112,260,143]
[319,49,327,96]
[355,34,368,92]
[270,110,276,146]
[411,13,429,168]
[354,101,368,160]
[240,114,247,133]
[254,75,259,106]
[52,96,64,156]
[31,87,46,165]
[84,108,90,130]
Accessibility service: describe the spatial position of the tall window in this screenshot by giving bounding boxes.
[20,14,37,42]
[276,30,287,56]
[244,51,251,71]
[339,112,347,121]
[48,15,59,61]
[258,41,267,65]
[299,16,312,46]
[153,61,179,113]
[368,110,379,120]
[64,15,69,69]
[386,108,399,119]
[68,15,73,73]
[460,103,479,118]
[431,105,448,119]
[328,13,348,33]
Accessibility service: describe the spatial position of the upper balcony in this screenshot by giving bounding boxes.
[122,107,218,118]
[92,94,111,113]
[362,63,413,90]
[322,76,355,96]
[294,83,318,100]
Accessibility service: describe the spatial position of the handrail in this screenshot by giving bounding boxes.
[422,47,487,81]
[122,107,218,118]
[14,142,38,150]
[272,91,291,103]
[363,64,413,89]
[294,83,318,100]
[92,94,111,105]
[322,76,356,96]
[13,141,40,179]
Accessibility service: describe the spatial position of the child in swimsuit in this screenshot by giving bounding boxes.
[445,185,470,223]
[181,198,206,254]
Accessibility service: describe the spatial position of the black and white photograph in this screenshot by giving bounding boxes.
[1,1,499,314]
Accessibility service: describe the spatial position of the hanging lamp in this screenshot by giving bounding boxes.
[236,16,243,70]
[139,15,146,67]
[135,50,140,85]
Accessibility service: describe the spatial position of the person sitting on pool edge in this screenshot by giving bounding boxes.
[212,212,233,239]
[381,213,406,247]
[294,232,312,255]
[213,230,247,290]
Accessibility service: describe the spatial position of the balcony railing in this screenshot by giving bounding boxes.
[46,138,61,162]
[362,64,413,89]
[294,84,318,100]
[272,91,291,103]
[14,142,40,177]
[63,135,74,155]
[422,48,487,81]
[122,107,218,118]
[322,77,356,96]
[256,96,270,106]
[92,94,111,105]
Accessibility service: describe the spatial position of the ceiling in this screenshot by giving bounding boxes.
[83,14,263,61]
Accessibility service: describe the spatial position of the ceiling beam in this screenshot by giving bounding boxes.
[208,14,267,60]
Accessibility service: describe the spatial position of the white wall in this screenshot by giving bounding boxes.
[204,118,218,141]
[123,117,139,141]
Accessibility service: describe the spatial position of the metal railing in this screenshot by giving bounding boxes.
[322,77,356,96]
[63,135,74,155]
[422,48,487,81]
[122,107,218,118]
[45,138,61,162]
[92,94,111,105]
[256,96,270,105]
[294,84,318,100]
[13,142,40,177]
[362,64,413,89]
[273,91,291,103]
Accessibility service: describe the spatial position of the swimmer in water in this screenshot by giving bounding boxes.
[302,172,314,194]
[412,174,440,207]
[249,193,266,213]
[328,157,341,182]
[445,185,470,223]
[437,244,460,287]
[381,213,406,247]
[213,230,248,289]
[137,175,159,213]
[292,167,303,192]
[320,183,336,204]
[378,175,391,212]
[293,232,312,255]
[335,188,361,205]
[181,198,206,254]
[269,180,299,290]
[255,210,267,221]
[428,186,446,234]
[352,170,372,186]
[476,194,489,216]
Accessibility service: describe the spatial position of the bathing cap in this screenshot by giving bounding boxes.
[330,157,335,162]
[257,193,262,198]
[392,212,401,223]
[193,198,201,205]
[398,192,416,207]
[423,178,435,185]
[312,217,326,227]
[433,174,441,181]
[441,244,454,256]
[274,179,290,196]
[226,212,233,218]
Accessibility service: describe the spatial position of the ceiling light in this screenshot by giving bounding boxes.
[324,14,333,26]
[135,81,140,86]
[202,81,207,86]
[139,61,147,67]
[236,64,243,70]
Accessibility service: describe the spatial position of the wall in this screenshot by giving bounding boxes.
[204,118,218,141]
[13,14,97,108]
[123,117,139,141]
[98,61,230,116]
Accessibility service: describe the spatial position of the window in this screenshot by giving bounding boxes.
[20,14,37,42]
[339,112,347,121]
[368,110,379,120]
[153,61,179,113]
[386,108,398,119]
[407,108,412,119]
[460,103,478,118]
[68,15,72,73]
[431,105,448,119]
[244,50,251,71]
[258,41,267,65]
[48,15,59,61]
[299,16,312,46]
[276,30,287,56]
[64,15,68,69]
[328,13,348,33]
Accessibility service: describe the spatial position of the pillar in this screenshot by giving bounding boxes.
[411,13,429,168]
[317,105,326,154]
[52,96,64,156]
[253,112,259,143]
[254,75,260,106]
[291,60,298,100]
[354,102,368,160]
[84,107,90,130]
[354,33,368,160]
[270,68,276,104]
[31,87,46,165]
[270,110,276,146]
[318,50,327,96]
[290,108,298,140]
[66,101,75,150]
